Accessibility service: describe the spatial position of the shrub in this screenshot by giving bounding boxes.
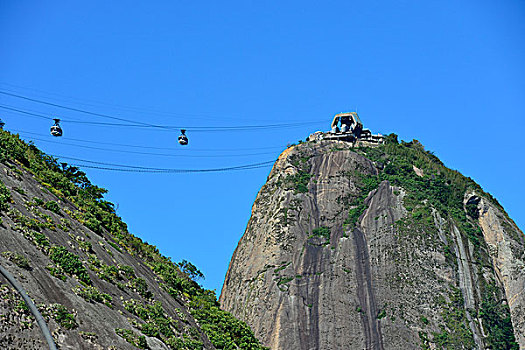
[0,181,11,211]
[131,277,153,298]
[73,285,112,307]
[51,304,78,329]
[2,251,31,270]
[44,200,60,213]
[49,246,91,284]
[115,328,148,349]
[311,226,330,239]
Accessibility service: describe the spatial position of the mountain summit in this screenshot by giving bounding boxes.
[220,135,524,349]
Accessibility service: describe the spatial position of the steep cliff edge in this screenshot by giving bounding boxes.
[0,130,265,349]
[220,137,524,349]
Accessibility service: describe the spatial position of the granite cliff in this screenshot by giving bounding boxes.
[220,136,524,349]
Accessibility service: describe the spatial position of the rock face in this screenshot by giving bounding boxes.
[0,130,265,350]
[220,140,525,349]
[0,160,212,350]
[476,196,525,347]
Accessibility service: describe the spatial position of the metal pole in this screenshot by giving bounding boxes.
[0,263,57,350]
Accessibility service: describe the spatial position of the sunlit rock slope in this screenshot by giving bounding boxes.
[0,130,265,350]
[220,137,524,350]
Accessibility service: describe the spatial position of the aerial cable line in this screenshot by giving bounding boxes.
[69,163,273,173]
[21,135,278,158]
[0,83,260,122]
[11,129,285,152]
[0,104,151,127]
[0,105,50,121]
[0,91,325,130]
[51,154,276,173]
[0,90,163,128]
[0,103,322,132]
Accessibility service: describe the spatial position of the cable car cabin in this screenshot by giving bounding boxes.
[50,119,63,137]
[178,129,188,145]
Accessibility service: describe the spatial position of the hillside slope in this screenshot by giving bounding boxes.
[220,137,524,349]
[0,130,266,350]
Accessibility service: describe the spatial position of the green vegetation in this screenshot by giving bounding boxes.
[432,289,475,349]
[9,207,56,232]
[0,129,266,349]
[308,226,331,246]
[49,246,91,284]
[33,197,44,206]
[273,262,290,274]
[50,303,78,329]
[280,153,314,194]
[23,230,50,251]
[2,251,31,270]
[78,240,93,253]
[376,309,386,319]
[359,136,502,226]
[0,180,11,211]
[286,171,312,193]
[178,259,204,281]
[479,281,519,349]
[115,328,149,349]
[73,285,112,307]
[419,331,431,350]
[352,135,517,346]
[96,263,120,283]
[311,226,330,239]
[131,277,153,299]
[344,174,380,229]
[44,200,60,213]
[122,298,207,348]
[277,276,294,285]
[190,294,266,350]
[13,187,25,195]
[46,265,67,281]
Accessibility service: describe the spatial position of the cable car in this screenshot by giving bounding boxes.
[50,119,63,137]
[178,129,188,145]
[0,118,5,129]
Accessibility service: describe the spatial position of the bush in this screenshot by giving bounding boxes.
[2,251,31,270]
[132,277,153,298]
[49,246,91,284]
[311,226,330,239]
[115,328,148,349]
[44,200,60,213]
[51,304,78,329]
[0,181,11,211]
[73,285,112,307]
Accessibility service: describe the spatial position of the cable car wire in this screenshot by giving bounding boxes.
[0,91,325,131]
[69,163,273,173]
[1,103,323,132]
[0,83,268,122]
[0,90,162,128]
[10,129,286,152]
[21,134,279,158]
[0,104,153,127]
[51,154,276,173]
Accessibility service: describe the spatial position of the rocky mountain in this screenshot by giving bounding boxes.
[220,136,524,349]
[0,130,266,349]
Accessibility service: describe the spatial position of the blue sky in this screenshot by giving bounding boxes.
[1,1,524,293]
